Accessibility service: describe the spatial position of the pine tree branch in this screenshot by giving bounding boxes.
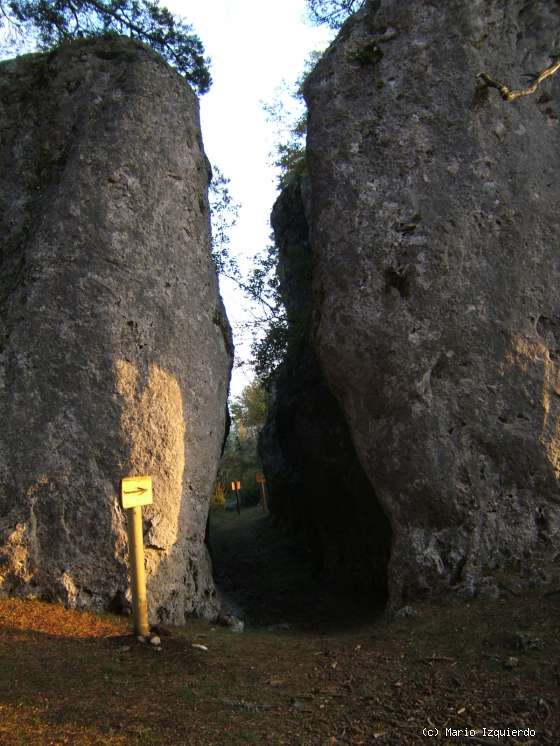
[1,0,210,92]
[478,59,560,102]
[86,0,167,47]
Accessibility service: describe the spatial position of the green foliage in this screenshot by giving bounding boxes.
[242,242,288,384]
[211,480,226,507]
[349,41,383,66]
[0,0,211,93]
[230,379,267,438]
[217,381,268,507]
[208,167,287,383]
[209,165,240,280]
[249,224,314,384]
[305,0,365,29]
[263,51,321,189]
[250,313,289,384]
[252,52,329,382]
[263,96,306,189]
[273,141,306,186]
[207,164,288,384]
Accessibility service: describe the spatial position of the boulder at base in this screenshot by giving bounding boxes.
[0,37,233,622]
[298,0,560,604]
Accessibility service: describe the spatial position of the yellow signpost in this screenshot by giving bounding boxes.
[121,475,153,509]
[121,476,152,637]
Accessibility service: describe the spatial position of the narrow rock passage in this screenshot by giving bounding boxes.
[209,505,384,629]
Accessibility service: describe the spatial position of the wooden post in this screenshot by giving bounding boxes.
[256,473,268,513]
[126,505,150,637]
[232,480,241,514]
[259,481,268,512]
[121,476,153,638]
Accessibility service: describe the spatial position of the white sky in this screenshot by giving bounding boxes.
[168,0,333,398]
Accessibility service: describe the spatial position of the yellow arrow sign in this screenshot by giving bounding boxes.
[121,476,153,509]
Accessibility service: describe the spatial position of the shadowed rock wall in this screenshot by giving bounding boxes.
[0,37,232,622]
[267,0,560,606]
[260,178,391,599]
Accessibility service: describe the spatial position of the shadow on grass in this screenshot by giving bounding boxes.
[1,589,559,745]
[209,505,385,631]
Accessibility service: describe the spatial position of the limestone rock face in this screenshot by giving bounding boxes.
[302,0,560,604]
[260,178,391,597]
[0,38,232,622]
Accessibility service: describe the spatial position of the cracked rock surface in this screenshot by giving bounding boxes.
[0,37,232,622]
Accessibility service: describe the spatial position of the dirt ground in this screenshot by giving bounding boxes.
[0,505,558,745]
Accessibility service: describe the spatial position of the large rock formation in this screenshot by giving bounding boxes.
[0,37,232,622]
[265,0,560,606]
[260,177,391,599]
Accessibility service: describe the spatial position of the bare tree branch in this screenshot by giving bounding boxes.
[478,59,560,102]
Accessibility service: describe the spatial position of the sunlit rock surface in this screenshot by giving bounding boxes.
[272,0,560,605]
[0,37,232,622]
